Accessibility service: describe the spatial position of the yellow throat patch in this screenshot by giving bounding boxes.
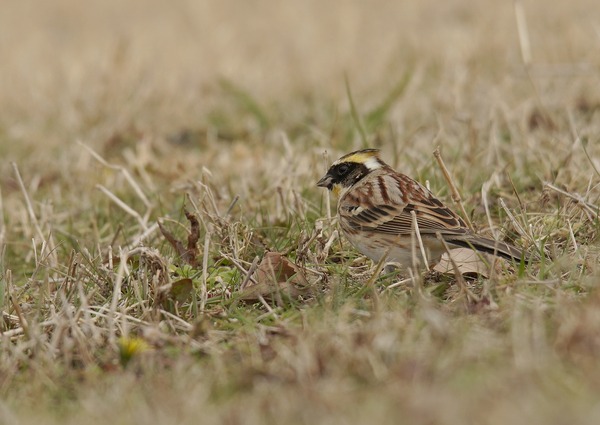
[331,183,344,198]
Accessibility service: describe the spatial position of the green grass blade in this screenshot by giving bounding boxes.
[344,74,368,148]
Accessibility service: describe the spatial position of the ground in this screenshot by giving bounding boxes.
[1,0,600,424]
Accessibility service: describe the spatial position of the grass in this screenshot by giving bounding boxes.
[1,0,600,424]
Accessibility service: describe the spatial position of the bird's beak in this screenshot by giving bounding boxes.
[317,174,333,190]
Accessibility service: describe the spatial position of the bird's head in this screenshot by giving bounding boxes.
[317,149,385,196]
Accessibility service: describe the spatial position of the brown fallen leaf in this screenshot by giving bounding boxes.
[238,252,311,302]
[169,278,194,303]
[433,248,504,278]
[156,278,194,311]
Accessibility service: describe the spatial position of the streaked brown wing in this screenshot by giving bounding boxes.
[339,171,468,236]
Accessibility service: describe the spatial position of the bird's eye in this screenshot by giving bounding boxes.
[337,164,350,176]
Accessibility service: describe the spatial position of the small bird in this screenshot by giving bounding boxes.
[317,148,525,268]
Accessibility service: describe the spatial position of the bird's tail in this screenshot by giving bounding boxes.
[446,235,527,263]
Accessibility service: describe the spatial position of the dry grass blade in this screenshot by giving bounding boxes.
[200,227,211,312]
[0,186,5,248]
[79,141,152,208]
[322,150,332,222]
[6,271,29,337]
[129,222,160,247]
[481,173,500,239]
[544,183,599,219]
[499,198,531,242]
[410,209,429,269]
[108,247,129,348]
[97,184,148,230]
[514,0,532,65]
[432,147,475,231]
[11,162,58,269]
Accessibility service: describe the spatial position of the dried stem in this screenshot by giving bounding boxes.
[200,227,212,313]
[433,147,475,231]
[79,141,151,208]
[97,185,148,230]
[323,150,332,222]
[410,209,429,269]
[514,0,532,65]
[481,174,499,239]
[12,162,58,269]
[544,182,599,219]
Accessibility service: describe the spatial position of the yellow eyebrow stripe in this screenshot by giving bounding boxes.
[336,150,379,164]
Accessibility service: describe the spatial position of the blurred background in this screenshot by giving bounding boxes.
[1,0,598,154]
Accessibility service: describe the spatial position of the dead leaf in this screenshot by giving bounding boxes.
[238,252,311,301]
[169,278,194,303]
[155,278,194,310]
[433,248,500,278]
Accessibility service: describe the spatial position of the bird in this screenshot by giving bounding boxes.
[317,148,525,268]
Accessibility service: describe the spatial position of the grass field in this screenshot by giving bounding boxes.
[1,0,600,423]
